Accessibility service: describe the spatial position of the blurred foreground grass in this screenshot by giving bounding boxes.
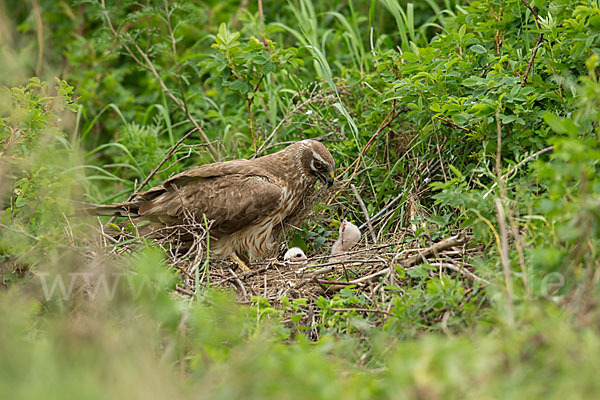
[2,261,600,399]
[2,0,600,398]
[1,64,598,400]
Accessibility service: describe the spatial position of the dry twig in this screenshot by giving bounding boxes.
[100,0,219,160]
[255,84,323,155]
[434,115,473,133]
[483,145,554,199]
[351,184,376,243]
[519,0,544,87]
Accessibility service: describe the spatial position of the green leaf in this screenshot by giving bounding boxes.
[315,296,328,309]
[543,112,578,136]
[288,235,307,253]
[290,314,303,324]
[470,45,486,54]
[458,24,466,40]
[407,265,429,278]
[228,79,251,94]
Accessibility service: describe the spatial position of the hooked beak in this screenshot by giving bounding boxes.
[319,171,335,187]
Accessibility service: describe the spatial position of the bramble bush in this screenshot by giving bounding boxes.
[2,0,600,398]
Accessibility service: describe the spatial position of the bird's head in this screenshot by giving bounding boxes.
[284,247,308,263]
[297,139,335,187]
[339,220,361,245]
[331,220,361,255]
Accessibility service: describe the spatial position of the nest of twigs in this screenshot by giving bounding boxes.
[93,184,487,334]
[173,231,487,302]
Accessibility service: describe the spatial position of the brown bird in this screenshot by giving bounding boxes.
[87,139,335,271]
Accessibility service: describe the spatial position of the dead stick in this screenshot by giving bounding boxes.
[429,262,489,285]
[351,184,377,243]
[494,199,514,321]
[402,233,468,266]
[345,104,406,183]
[520,33,544,87]
[328,307,395,316]
[433,115,473,133]
[349,267,391,284]
[128,128,199,201]
[315,279,362,286]
[220,264,274,283]
[294,260,386,289]
[175,286,194,297]
[228,267,248,298]
[106,128,200,225]
[358,191,405,231]
[483,145,553,199]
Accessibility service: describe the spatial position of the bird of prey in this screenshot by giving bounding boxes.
[87,139,335,271]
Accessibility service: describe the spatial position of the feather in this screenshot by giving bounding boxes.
[82,140,335,264]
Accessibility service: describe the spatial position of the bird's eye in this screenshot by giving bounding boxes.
[314,160,325,170]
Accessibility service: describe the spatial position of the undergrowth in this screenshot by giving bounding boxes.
[2,0,600,398]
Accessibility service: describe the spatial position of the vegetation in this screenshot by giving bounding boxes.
[2,0,600,397]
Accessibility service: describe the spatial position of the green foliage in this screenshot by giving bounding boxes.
[206,23,302,99]
[0,78,81,275]
[3,0,600,397]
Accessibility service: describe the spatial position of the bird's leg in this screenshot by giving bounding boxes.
[230,252,251,273]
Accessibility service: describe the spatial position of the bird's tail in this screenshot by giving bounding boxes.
[71,200,141,218]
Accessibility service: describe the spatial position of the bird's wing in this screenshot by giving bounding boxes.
[137,159,260,200]
[137,173,283,236]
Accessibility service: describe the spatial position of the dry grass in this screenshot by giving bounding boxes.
[188,231,483,300]
[88,182,486,334]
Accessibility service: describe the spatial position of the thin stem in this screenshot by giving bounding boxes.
[99,0,219,160]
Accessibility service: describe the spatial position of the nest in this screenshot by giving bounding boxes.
[173,231,487,314]
[93,184,487,336]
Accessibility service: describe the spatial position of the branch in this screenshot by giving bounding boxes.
[520,33,544,87]
[401,234,468,267]
[255,84,321,155]
[32,0,44,76]
[343,103,407,182]
[327,307,395,316]
[482,145,554,199]
[247,74,265,154]
[163,0,190,115]
[495,198,514,321]
[126,128,200,201]
[100,0,219,160]
[105,128,204,225]
[427,262,489,285]
[351,184,377,243]
[358,191,405,231]
[521,0,542,29]
[433,115,473,133]
[519,1,544,87]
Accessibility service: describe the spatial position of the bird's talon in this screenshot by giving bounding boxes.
[230,253,251,273]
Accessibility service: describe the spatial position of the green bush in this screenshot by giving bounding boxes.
[2,0,600,398]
